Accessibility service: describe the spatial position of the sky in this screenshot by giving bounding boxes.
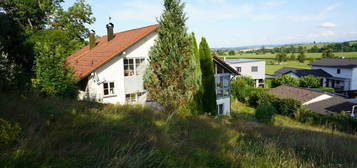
[63,0,357,48]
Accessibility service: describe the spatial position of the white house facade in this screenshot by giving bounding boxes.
[67,24,239,115]
[225,59,266,87]
[310,58,357,92]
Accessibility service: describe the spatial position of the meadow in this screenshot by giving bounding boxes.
[219,52,357,74]
[1,93,357,167]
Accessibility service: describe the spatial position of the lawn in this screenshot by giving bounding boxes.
[265,61,311,74]
[219,52,357,74]
[1,93,357,167]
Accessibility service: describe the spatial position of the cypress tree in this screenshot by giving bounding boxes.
[144,0,198,114]
[190,32,203,114]
[199,37,217,115]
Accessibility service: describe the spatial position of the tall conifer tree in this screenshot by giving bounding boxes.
[199,38,217,115]
[144,0,198,114]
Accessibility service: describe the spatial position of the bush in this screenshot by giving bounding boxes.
[248,90,277,107]
[0,118,21,148]
[231,76,255,102]
[255,105,276,124]
[299,75,320,88]
[296,109,357,133]
[271,75,299,87]
[273,98,302,116]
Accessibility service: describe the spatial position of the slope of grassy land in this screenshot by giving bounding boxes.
[1,93,357,167]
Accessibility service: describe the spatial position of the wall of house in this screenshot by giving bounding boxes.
[352,67,357,90]
[82,32,157,104]
[228,61,265,79]
[216,97,230,116]
[312,66,354,90]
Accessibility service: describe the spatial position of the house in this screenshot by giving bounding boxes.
[272,58,357,97]
[66,23,238,115]
[212,55,240,115]
[270,85,357,116]
[224,58,265,87]
[310,58,357,92]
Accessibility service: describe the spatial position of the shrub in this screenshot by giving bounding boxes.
[273,98,302,116]
[248,90,277,107]
[255,105,276,124]
[271,75,299,87]
[231,76,255,102]
[300,75,320,88]
[296,109,357,133]
[0,118,21,148]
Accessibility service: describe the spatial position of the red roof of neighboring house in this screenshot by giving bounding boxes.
[66,24,159,80]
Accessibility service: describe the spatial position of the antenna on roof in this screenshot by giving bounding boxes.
[109,16,112,23]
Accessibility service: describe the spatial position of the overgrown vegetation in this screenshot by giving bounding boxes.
[1,93,357,167]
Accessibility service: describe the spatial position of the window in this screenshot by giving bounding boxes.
[251,66,258,72]
[124,58,145,76]
[125,92,146,104]
[135,58,145,75]
[337,69,341,74]
[103,82,115,96]
[124,59,134,76]
[126,93,137,103]
[216,74,231,99]
[236,67,241,72]
[218,104,224,115]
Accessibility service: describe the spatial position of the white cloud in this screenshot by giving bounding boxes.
[111,1,162,22]
[287,3,340,22]
[319,22,336,28]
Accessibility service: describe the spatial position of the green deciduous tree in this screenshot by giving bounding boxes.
[144,0,198,114]
[272,75,299,87]
[199,38,217,115]
[228,50,235,55]
[297,48,306,63]
[299,75,320,88]
[33,43,77,98]
[275,52,288,64]
[290,53,296,61]
[322,48,335,58]
[50,0,96,41]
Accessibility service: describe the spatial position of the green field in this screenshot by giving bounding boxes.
[219,52,357,74]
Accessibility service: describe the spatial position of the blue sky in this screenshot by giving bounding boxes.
[63,0,357,48]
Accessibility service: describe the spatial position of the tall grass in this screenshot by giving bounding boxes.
[1,93,357,167]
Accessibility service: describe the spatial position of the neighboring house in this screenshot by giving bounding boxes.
[273,67,332,86]
[270,85,357,116]
[225,58,265,87]
[213,55,240,116]
[310,58,357,92]
[66,23,238,115]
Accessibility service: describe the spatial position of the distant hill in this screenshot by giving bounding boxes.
[213,40,357,51]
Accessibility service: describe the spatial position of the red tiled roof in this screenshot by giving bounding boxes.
[66,24,159,80]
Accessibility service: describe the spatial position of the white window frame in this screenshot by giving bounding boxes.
[237,67,242,72]
[125,92,146,104]
[124,58,145,76]
[251,66,258,72]
[103,82,115,97]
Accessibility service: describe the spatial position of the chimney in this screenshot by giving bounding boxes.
[106,23,114,41]
[89,30,96,49]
